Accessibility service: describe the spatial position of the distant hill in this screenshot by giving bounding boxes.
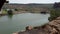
[2,3,53,9]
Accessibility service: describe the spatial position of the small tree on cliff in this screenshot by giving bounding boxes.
[48,2,60,21]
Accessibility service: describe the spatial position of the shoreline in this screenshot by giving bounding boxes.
[13,17,60,34]
[0,11,48,16]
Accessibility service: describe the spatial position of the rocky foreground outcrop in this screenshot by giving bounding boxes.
[13,17,60,34]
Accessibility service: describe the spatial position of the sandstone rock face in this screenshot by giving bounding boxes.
[14,17,60,34]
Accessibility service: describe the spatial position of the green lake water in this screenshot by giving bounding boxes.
[0,13,50,34]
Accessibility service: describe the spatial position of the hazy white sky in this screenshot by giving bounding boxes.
[9,0,60,4]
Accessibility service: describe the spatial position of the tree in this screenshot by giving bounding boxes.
[14,9,18,11]
[53,2,60,8]
[7,9,13,15]
[48,2,60,21]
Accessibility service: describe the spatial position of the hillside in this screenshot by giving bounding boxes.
[2,3,53,9]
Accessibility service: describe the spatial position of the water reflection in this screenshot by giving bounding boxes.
[7,14,13,19]
[0,13,50,34]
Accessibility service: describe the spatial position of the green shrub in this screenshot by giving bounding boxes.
[14,9,18,11]
[48,9,60,21]
[2,9,7,14]
[7,9,13,15]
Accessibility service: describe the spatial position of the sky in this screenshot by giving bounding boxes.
[9,0,60,4]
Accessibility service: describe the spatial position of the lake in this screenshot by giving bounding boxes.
[0,13,50,34]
